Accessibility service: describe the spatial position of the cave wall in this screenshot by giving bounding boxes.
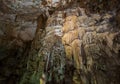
[0,0,120,84]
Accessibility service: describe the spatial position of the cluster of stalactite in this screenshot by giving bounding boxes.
[23,7,120,84]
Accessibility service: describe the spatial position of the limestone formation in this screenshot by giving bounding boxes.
[0,0,120,84]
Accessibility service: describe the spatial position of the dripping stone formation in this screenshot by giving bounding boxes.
[0,0,120,84]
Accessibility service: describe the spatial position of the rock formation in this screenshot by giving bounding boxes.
[0,0,120,84]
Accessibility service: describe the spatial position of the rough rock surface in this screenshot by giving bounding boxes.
[0,0,120,84]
